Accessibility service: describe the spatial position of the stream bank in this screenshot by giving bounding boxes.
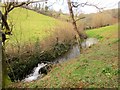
[22,38,98,82]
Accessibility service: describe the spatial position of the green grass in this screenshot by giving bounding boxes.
[7,7,61,44]
[86,24,118,40]
[8,24,119,88]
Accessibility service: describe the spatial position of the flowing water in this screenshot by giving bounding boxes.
[23,63,47,82]
[81,38,98,48]
[54,44,80,63]
[23,38,98,82]
[54,38,98,63]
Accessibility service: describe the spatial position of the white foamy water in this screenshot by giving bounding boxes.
[81,38,98,48]
[23,63,47,82]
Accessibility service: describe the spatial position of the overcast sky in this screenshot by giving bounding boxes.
[1,0,120,14]
[48,0,120,14]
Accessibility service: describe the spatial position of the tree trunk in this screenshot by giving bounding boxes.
[0,10,11,88]
[2,42,12,88]
[67,0,80,37]
[67,0,82,48]
[0,11,10,31]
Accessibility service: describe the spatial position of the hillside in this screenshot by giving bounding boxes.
[4,7,77,86]
[9,24,119,88]
[6,7,76,52]
[7,7,60,44]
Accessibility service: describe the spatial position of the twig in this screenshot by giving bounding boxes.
[75,17,85,22]
[71,2,105,12]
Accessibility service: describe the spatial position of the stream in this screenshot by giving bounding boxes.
[23,38,98,82]
[23,63,47,82]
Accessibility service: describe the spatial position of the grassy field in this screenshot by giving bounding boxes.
[8,24,119,88]
[86,25,118,40]
[7,7,62,44]
[6,7,77,53]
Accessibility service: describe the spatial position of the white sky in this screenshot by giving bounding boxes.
[49,0,120,14]
[1,0,120,14]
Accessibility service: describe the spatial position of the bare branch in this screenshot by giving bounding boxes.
[1,0,47,36]
[75,17,85,22]
[72,2,105,12]
[47,2,56,8]
[7,0,47,13]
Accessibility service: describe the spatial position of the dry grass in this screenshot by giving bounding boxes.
[40,22,77,51]
[5,22,78,63]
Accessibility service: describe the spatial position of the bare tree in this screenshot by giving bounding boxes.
[67,0,104,43]
[67,0,78,35]
[67,0,88,50]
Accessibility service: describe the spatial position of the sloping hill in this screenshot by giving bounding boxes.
[8,7,61,43]
[5,7,77,85]
[9,24,119,88]
[6,7,76,51]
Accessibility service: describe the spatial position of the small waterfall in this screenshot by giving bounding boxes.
[22,38,98,82]
[23,63,47,82]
